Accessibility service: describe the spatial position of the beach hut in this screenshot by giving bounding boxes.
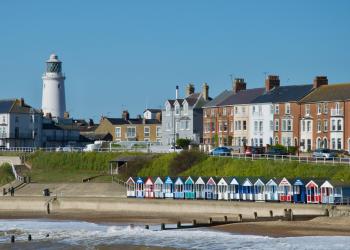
[229,177,240,200]
[194,177,206,199]
[217,177,230,200]
[184,176,195,199]
[320,180,343,204]
[135,177,145,198]
[126,177,136,198]
[205,177,218,200]
[241,178,254,201]
[154,177,164,199]
[292,178,306,203]
[253,178,266,201]
[144,177,155,198]
[306,180,321,204]
[174,177,185,199]
[265,178,279,201]
[278,177,293,202]
[163,176,174,198]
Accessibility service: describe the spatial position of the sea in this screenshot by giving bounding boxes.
[1,219,350,250]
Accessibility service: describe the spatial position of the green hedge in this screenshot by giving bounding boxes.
[0,163,14,186]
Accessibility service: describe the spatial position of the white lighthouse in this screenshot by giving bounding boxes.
[41,54,66,118]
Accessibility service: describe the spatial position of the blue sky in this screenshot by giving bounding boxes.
[0,1,349,121]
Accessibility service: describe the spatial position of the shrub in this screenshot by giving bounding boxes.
[169,150,207,176]
[176,138,191,149]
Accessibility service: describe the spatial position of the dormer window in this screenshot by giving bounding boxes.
[183,102,188,115]
[166,103,171,116]
[305,104,310,116]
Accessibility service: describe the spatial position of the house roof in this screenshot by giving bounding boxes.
[105,117,160,125]
[144,109,161,113]
[166,92,211,108]
[221,88,266,106]
[203,90,232,108]
[300,83,350,103]
[0,99,41,114]
[251,85,313,104]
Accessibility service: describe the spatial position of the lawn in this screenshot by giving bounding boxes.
[0,163,15,186]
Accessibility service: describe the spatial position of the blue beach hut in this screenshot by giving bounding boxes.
[163,176,174,198]
[135,177,145,198]
[292,178,306,203]
[184,176,195,199]
[241,178,254,201]
[174,177,185,199]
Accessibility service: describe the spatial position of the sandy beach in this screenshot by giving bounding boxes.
[1,210,350,238]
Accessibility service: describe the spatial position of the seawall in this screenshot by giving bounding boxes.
[1,196,347,218]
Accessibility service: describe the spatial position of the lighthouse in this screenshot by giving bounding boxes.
[41,54,66,118]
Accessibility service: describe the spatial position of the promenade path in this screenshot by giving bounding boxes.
[1,183,126,198]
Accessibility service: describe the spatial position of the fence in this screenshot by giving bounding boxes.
[209,153,350,166]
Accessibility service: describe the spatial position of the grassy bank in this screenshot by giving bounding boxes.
[21,151,350,184]
[25,151,144,182]
[0,163,15,186]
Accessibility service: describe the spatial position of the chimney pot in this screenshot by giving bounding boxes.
[122,110,130,120]
[186,84,195,97]
[202,83,209,100]
[313,76,328,88]
[265,75,280,92]
[175,85,179,99]
[233,78,247,93]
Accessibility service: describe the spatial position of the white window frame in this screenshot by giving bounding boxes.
[285,103,290,115]
[144,126,150,137]
[115,127,121,138]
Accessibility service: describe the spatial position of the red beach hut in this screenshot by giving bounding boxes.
[306,180,321,203]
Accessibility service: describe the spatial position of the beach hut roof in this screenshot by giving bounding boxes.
[185,176,195,184]
[136,177,145,183]
[154,177,164,184]
[145,177,155,185]
[242,178,253,186]
[206,176,219,185]
[229,177,240,185]
[164,176,174,184]
[126,177,135,184]
[306,179,324,188]
[279,177,292,187]
[194,176,206,185]
[253,178,265,186]
[266,178,278,186]
[217,177,230,186]
[175,177,184,185]
[321,180,334,189]
[292,178,305,186]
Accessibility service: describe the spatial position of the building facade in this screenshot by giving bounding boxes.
[162,84,211,145]
[0,99,42,148]
[95,111,162,143]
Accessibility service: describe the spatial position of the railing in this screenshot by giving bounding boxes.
[331,109,344,116]
[209,152,350,166]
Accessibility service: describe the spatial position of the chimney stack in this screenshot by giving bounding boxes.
[186,83,195,97]
[63,112,70,119]
[19,98,25,107]
[156,112,162,122]
[122,110,130,120]
[88,119,94,126]
[233,78,247,93]
[202,83,209,100]
[313,76,328,88]
[265,75,280,92]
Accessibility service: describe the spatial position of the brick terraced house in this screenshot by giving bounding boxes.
[299,77,350,152]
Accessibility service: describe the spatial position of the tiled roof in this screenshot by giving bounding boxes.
[144,109,161,113]
[0,99,40,114]
[221,88,266,106]
[251,84,313,104]
[105,117,160,125]
[300,83,350,103]
[203,90,232,108]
